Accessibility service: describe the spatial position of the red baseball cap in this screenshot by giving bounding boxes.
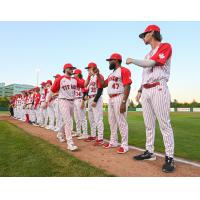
[63,63,76,71]
[46,80,52,85]
[40,82,46,86]
[53,74,61,78]
[34,87,40,91]
[106,53,122,61]
[74,69,82,75]
[139,25,160,38]
[85,62,97,69]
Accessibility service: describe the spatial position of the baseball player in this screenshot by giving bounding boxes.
[16,94,22,119]
[84,62,104,146]
[45,80,55,131]
[73,69,88,139]
[28,90,36,124]
[126,24,175,173]
[20,91,26,121]
[46,63,85,151]
[39,82,48,127]
[33,87,41,126]
[52,74,62,132]
[96,53,132,154]
[23,92,30,123]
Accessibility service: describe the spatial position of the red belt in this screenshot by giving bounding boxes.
[89,95,96,98]
[109,93,121,98]
[143,82,160,89]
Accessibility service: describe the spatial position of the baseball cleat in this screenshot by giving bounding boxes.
[117,147,128,154]
[57,137,66,143]
[84,136,96,142]
[67,144,78,151]
[71,132,79,137]
[133,150,156,161]
[77,135,88,140]
[162,156,175,173]
[103,143,118,149]
[54,127,60,132]
[93,139,104,146]
[45,126,51,130]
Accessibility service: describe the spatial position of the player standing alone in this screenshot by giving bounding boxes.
[126,25,175,173]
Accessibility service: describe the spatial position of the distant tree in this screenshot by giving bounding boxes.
[0,97,9,108]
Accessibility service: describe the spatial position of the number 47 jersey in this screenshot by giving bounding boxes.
[106,67,132,95]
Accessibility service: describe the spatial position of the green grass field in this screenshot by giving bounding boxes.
[0,110,199,177]
[0,121,112,177]
[0,111,9,114]
[102,112,200,161]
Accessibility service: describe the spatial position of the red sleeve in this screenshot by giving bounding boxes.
[34,93,41,107]
[81,87,88,93]
[121,67,132,86]
[76,78,85,88]
[104,78,108,86]
[97,74,104,88]
[51,77,62,93]
[150,43,172,66]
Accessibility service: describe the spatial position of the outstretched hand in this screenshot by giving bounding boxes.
[126,58,134,65]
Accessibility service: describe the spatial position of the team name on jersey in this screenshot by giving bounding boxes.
[61,84,77,90]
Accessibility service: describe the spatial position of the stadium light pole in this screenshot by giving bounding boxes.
[35,68,40,86]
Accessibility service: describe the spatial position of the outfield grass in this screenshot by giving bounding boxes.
[0,111,9,114]
[102,112,200,161]
[0,121,112,177]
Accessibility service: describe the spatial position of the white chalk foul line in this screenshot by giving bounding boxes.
[103,139,200,168]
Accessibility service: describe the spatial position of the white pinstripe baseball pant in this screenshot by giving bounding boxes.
[47,102,55,128]
[39,102,47,125]
[53,98,62,130]
[88,96,104,140]
[58,99,74,145]
[34,106,40,124]
[74,99,88,135]
[141,82,174,158]
[108,94,129,151]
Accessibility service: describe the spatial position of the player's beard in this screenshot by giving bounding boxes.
[109,61,116,70]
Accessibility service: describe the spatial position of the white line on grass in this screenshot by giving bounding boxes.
[103,139,200,168]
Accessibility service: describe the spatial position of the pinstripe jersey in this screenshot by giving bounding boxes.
[106,67,132,95]
[87,74,104,96]
[142,43,172,85]
[51,75,84,99]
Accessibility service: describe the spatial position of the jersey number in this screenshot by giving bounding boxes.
[112,83,119,89]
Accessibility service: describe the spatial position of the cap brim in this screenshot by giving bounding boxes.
[106,58,112,61]
[85,67,89,69]
[139,32,146,38]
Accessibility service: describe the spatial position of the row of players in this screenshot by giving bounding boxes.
[10,53,132,153]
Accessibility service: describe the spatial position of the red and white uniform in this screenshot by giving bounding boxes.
[34,92,41,124]
[20,96,26,121]
[29,93,36,122]
[105,67,132,151]
[74,80,88,136]
[46,87,55,129]
[16,97,22,119]
[52,93,62,131]
[87,74,104,140]
[39,88,47,126]
[141,43,174,158]
[51,75,84,145]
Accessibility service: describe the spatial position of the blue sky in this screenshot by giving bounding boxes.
[0,21,199,103]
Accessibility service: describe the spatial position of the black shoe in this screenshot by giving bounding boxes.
[133,150,156,161]
[162,156,175,173]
